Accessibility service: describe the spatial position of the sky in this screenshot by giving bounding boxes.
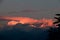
[0,1,59,39]
[0,0,60,19]
[0,0,59,40]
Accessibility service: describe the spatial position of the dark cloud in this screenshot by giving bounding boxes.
[0,23,48,40]
[0,18,11,21]
[20,10,39,12]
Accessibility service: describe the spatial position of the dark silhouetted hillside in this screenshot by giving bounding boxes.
[0,23,49,40]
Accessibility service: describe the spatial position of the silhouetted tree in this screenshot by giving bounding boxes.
[48,14,60,40]
[53,14,60,31]
[53,14,60,24]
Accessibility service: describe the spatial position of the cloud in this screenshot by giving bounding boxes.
[0,23,49,40]
[20,10,39,12]
[0,16,57,28]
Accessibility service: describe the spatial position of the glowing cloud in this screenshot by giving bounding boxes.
[0,16,57,28]
[8,21,18,26]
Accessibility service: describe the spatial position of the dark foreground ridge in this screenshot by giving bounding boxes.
[0,23,49,40]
